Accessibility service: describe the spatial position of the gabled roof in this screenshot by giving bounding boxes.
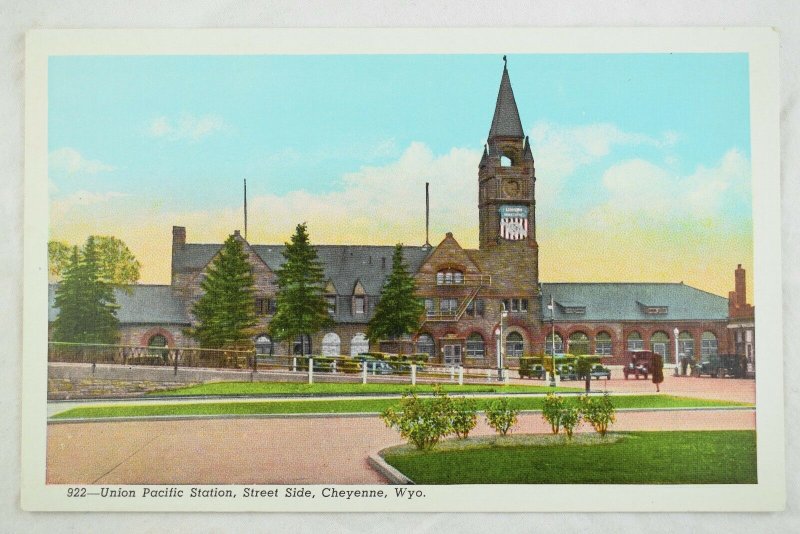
[174,243,433,297]
[540,283,728,322]
[488,64,524,139]
[48,284,191,325]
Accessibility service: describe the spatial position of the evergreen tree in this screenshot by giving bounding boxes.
[191,235,257,348]
[269,223,332,356]
[367,244,424,342]
[52,237,120,343]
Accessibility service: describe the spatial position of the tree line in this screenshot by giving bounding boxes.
[50,224,424,353]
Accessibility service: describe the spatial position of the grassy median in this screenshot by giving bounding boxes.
[149,381,582,396]
[51,395,751,420]
[382,430,757,484]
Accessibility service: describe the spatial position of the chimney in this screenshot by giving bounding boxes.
[233,229,241,238]
[735,264,746,308]
[172,226,186,247]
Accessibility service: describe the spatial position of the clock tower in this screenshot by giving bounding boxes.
[478,60,537,253]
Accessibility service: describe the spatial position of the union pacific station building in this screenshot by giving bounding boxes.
[48,63,756,371]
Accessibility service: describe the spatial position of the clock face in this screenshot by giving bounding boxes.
[502,180,520,197]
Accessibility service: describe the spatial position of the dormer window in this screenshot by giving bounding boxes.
[437,268,464,285]
[354,296,365,314]
[564,306,586,315]
[646,306,668,315]
[326,295,337,315]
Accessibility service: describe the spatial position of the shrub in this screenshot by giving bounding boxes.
[561,406,581,440]
[485,397,519,436]
[450,399,478,439]
[541,393,565,434]
[575,356,593,380]
[337,359,361,374]
[580,393,616,437]
[380,388,453,450]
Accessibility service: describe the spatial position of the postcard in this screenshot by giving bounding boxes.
[21,28,784,511]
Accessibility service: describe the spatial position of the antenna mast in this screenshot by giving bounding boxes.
[425,182,430,247]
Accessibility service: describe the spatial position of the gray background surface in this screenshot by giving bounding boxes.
[2,1,798,532]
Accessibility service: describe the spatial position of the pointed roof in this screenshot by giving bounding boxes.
[488,62,524,139]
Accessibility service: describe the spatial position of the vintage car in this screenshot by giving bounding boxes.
[623,350,659,379]
[518,358,547,379]
[694,353,747,378]
[590,364,612,380]
[558,364,578,381]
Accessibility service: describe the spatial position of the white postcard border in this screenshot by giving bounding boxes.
[21,27,784,512]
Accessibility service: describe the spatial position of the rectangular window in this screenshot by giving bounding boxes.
[475,299,485,317]
[646,306,668,315]
[440,298,457,314]
[425,298,435,316]
[511,299,519,312]
[595,341,612,355]
[454,272,464,284]
[267,299,277,314]
[354,296,365,314]
[502,299,509,312]
[436,272,444,285]
[445,272,453,284]
[466,300,475,317]
[520,299,528,312]
[326,295,337,315]
[254,297,266,315]
[564,306,586,314]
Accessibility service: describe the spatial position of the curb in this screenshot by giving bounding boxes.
[47,405,755,424]
[367,453,414,485]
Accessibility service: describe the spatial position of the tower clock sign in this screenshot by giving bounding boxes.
[499,205,529,240]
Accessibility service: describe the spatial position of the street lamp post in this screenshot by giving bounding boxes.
[547,295,559,387]
[499,310,508,382]
[673,327,680,376]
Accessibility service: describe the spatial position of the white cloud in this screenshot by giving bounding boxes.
[147,114,228,141]
[49,147,115,176]
[526,122,674,205]
[582,149,751,228]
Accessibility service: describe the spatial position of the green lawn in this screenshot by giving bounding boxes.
[382,431,757,484]
[51,394,751,419]
[149,381,582,396]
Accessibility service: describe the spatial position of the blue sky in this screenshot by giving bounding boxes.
[48,53,753,294]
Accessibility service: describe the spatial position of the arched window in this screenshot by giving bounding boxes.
[293,334,311,356]
[436,268,464,285]
[505,331,524,358]
[595,332,612,355]
[416,334,435,358]
[466,333,485,358]
[545,332,564,355]
[321,333,341,357]
[255,334,273,356]
[568,332,590,356]
[148,334,167,348]
[627,332,644,351]
[350,333,369,357]
[500,155,512,167]
[650,331,670,361]
[701,331,718,358]
[678,331,695,359]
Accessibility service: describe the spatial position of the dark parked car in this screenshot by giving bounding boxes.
[558,364,577,381]
[361,359,395,375]
[623,350,658,380]
[695,354,747,378]
[590,364,611,380]
[518,359,547,379]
